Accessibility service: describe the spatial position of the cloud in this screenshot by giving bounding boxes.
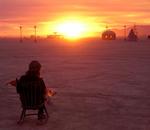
[0,0,150,36]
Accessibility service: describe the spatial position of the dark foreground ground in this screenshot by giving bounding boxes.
[0,39,150,130]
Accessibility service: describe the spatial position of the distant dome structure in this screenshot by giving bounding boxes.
[127,29,138,41]
[102,30,116,40]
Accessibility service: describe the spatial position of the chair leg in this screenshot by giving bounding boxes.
[18,109,26,124]
[36,105,49,125]
[44,105,49,118]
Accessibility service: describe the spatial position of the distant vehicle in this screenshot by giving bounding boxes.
[102,30,116,40]
[47,32,64,39]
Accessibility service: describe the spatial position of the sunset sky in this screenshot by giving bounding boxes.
[0,0,150,37]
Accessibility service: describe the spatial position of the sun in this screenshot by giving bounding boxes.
[56,21,86,39]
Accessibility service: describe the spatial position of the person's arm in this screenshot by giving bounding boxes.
[16,78,20,93]
[16,76,25,94]
[7,78,22,94]
[40,78,47,98]
[7,80,17,87]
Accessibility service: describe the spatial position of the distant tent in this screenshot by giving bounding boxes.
[102,30,116,40]
[127,29,138,41]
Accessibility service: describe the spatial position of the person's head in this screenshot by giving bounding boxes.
[27,60,41,77]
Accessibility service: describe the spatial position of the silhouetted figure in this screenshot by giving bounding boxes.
[102,30,116,40]
[17,61,47,122]
[127,29,138,41]
[7,61,57,124]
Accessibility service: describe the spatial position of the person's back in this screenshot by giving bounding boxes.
[17,75,46,109]
[17,60,47,121]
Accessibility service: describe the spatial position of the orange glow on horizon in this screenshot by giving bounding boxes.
[55,21,86,39]
[0,0,150,37]
[44,16,106,39]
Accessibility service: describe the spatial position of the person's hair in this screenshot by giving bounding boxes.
[26,60,41,77]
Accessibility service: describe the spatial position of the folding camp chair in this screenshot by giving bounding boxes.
[16,79,49,124]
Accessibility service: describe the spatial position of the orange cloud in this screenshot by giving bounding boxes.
[0,0,150,37]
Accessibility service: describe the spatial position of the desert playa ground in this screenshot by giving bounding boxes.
[0,38,150,130]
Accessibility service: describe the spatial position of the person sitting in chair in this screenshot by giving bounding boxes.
[16,60,47,121]
[7,60,56,123]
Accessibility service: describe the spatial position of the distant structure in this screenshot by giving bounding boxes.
[124,25,127,40]
[19,26,23,42]
[133,24,138,36]
[148,35,150,40]
[102,30,116,40]
[34,25,37,43]
[127,29,138,41]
